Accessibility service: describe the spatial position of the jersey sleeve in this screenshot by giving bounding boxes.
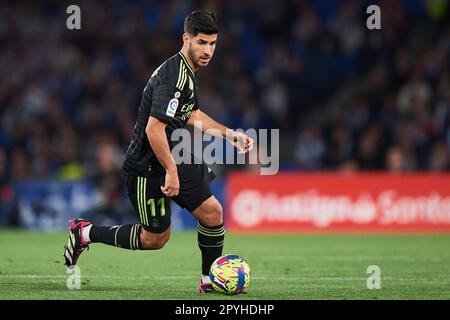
[149,83,180,123]
[193,75,200,110]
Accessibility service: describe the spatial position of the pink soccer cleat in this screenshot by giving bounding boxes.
[63,218,92,267]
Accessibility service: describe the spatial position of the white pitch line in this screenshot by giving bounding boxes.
[261,255,447,263]
[0,275,196,280]
[1,274,449,283]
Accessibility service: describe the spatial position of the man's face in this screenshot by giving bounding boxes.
[185,32,217,68]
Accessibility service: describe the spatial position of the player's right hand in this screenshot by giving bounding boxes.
[161,168,180,197]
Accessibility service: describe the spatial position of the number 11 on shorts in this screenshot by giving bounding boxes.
[147,198,166,216]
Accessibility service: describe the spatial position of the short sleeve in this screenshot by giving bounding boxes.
[149,84,180,123]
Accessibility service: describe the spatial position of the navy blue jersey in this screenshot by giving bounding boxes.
[122,52,199,176]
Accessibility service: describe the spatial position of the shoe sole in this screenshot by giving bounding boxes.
[63,220,80,267]
[63,230,76,266]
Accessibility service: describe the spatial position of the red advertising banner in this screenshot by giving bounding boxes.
[226,173,450,233]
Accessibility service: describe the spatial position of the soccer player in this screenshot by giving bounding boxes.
[63,9,254,293]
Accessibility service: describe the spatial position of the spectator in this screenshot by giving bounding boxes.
[0,0,448,177]
[385,146,407,173]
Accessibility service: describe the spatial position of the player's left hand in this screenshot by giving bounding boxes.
[228,131,254,154]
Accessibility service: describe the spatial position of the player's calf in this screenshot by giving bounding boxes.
[192,197,225,293]
[87,224,143,250]
[139,228,170,250]
[62,220,172,265]
[78,223,171,250]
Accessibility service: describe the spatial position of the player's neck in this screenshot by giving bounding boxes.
[180,48,198,73]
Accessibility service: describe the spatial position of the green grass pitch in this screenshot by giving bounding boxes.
[1,230,450,299]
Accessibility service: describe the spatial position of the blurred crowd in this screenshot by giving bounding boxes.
[290,0,450,172]
[0,0,449,200]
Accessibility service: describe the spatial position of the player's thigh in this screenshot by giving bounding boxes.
[191,195,223,226]
[172,163,215,214]
[122,174,171,233]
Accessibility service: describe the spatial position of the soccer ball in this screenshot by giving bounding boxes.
[209,254,251,295]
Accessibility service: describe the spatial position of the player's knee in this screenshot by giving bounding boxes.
[140,229,170,250]
[200,201,223,226]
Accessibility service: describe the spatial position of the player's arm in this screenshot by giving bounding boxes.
[146,116,179,197]
[187,109,254,154]
[146,80,181,197]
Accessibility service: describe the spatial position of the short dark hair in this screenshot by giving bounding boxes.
[184,9,218,36]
